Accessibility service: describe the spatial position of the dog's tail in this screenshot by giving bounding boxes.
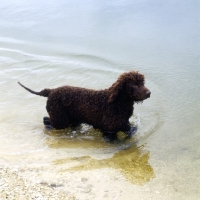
[18,82,51,97]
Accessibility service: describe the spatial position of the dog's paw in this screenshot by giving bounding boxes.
[43,116,51,125]
[43,116,53,130]
[45,125,54,130]
[126,126,137,138]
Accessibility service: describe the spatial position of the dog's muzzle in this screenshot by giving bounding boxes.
[146,91,151,98]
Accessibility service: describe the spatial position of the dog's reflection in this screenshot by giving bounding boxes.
[44,128,154,185]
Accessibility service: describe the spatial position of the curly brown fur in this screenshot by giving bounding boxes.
[18,71,151,141]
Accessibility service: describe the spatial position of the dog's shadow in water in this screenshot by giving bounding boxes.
[43,125,155,185]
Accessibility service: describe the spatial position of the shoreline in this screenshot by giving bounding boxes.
[1,165,193,200]
[0,165,157,200]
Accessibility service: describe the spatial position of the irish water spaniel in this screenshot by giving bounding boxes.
[18,71,151,141]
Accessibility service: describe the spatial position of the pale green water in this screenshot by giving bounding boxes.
[0,0,200,199]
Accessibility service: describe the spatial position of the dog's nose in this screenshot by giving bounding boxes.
[146,91,151,98]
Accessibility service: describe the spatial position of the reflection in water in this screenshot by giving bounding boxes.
[47,126,155,185]
[54,145,154,185]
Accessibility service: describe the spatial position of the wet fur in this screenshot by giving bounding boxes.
[18,71,150,141]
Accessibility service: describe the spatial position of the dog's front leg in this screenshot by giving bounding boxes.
[124,124,137,138]
[102,131,118,143]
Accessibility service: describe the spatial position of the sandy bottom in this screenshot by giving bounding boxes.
[0,166,161,200]
[1,163,199,200]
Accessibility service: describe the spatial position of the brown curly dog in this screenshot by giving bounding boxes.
[18,71,151,141]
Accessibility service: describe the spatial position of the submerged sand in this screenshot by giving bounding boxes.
[1,164,198,200]
[0,167,157,200]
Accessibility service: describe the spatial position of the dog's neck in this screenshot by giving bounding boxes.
[116,93,134,105]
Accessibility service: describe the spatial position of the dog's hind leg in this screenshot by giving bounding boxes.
[49,108,70,130]
[49,112,70,129]
[44,101,54,129]
[43,116,53,130]
[45,100,70,130]
[43,116,51,125]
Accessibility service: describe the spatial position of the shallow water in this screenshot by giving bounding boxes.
[0,0,200,199]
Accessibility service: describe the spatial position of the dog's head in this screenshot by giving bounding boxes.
[108,71,151,103]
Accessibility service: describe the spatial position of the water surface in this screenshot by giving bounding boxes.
[0,0,199,199]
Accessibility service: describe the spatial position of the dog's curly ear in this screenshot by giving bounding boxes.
[108,78,124,103]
